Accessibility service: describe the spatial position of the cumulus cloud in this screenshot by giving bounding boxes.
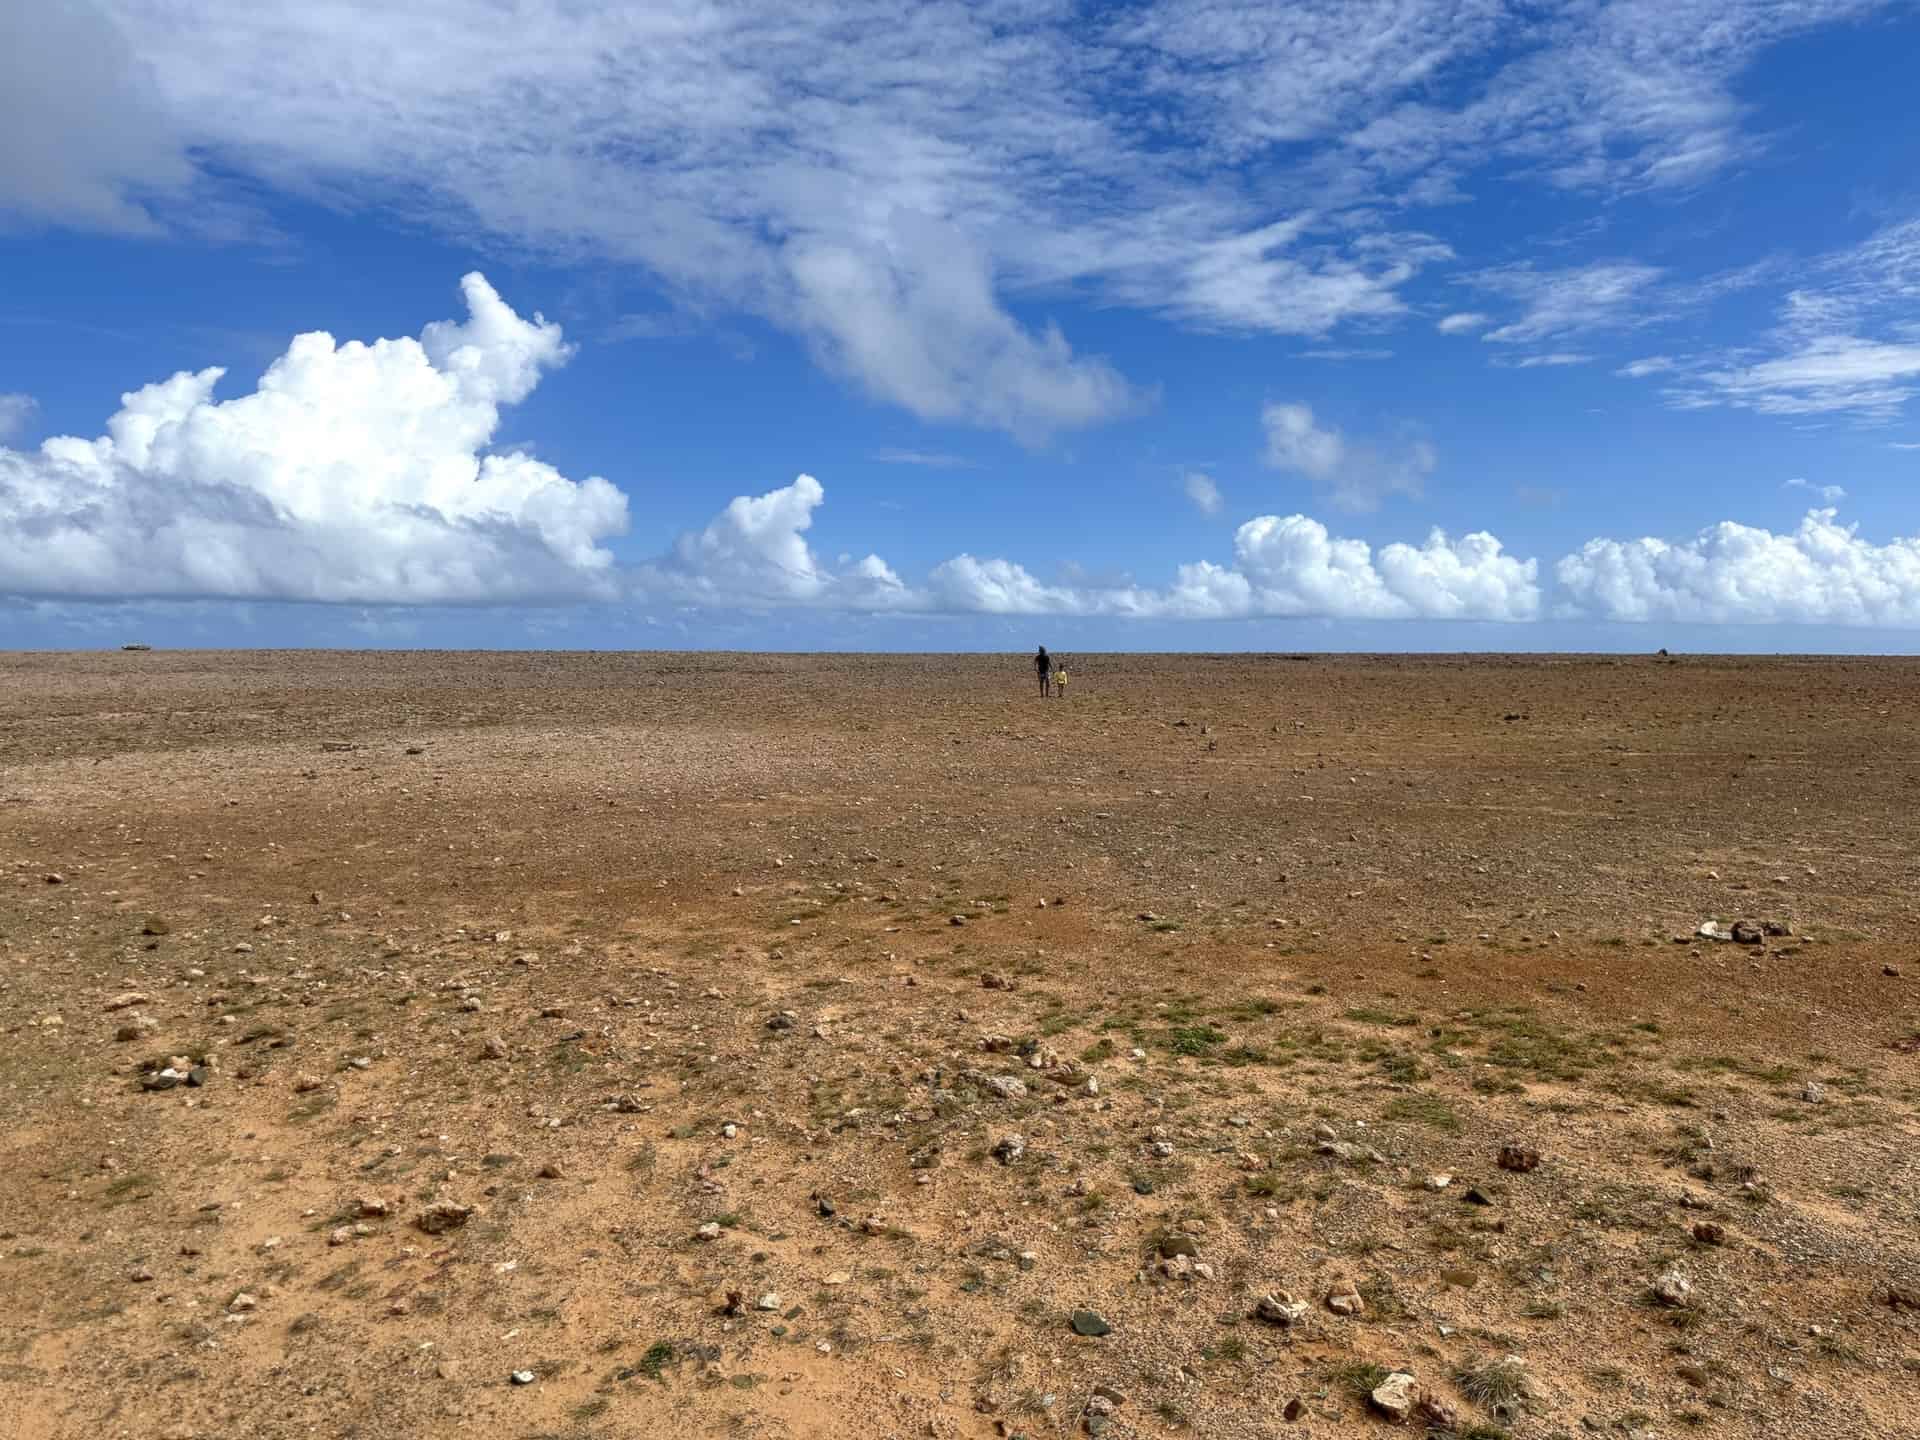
[1437,312,1489,335]
[1183,470,1223,515]
[0,273,629,603]
[640,473,911,610]
[1558,508,1920,625]
[649,473,1536,621]
[1261,401,1435,512]
[0,393,35,442]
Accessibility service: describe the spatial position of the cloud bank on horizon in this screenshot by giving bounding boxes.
[3,274,1918,626]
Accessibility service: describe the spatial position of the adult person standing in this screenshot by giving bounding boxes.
[1034,645,1053,697]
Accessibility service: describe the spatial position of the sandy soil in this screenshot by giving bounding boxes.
[1,649,1916,1440]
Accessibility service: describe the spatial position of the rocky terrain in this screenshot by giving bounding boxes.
[1,649,1916,1440]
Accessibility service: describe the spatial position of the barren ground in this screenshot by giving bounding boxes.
[1,649,1917,1440]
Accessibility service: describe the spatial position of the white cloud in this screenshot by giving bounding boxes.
[0,393,35,442]
[1558,508,1920,625]
[1261,400,1435,512]
[1437,312,1489,335]
[36,2,1886,434]
[649,473,1536,621]
[1658,219,1920,420]
[1617,356,1679,378]
[1785,477,1847,502]
[1230,514,1539,620]
[1472,261,1665,344]
[871,449,976,469]
[1508,352,1592,368]
[1890,441,1920,450]
[1678,335,1920,419]
[640,473,911,610]
[1183,470,1223,515]
[0,273,629,603]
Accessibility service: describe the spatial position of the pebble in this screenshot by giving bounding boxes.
[695,1222,723,1242]
[1652,1266,1694,1307]
[1069,1309,1111,1337]
[415,1202,476,1234]
[1254,1292,1308,1327]
[510,1370,535,1386]
[1370,1372,1418,1424]
[1497,1144,1541,1173]
[992,1135,1026,1165]
[1325,1277,1365,1315]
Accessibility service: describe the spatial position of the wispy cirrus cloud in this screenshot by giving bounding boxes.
[870,449,978,469]
[1652,219,1920,421]
[7,1,1894,439]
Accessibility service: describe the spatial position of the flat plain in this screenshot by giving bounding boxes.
[1,649,1916,1440]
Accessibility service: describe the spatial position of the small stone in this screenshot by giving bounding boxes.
[1423,1173,1452,1191]
[1730,920,1764,945]
[141,917,171,936]
[538,1162,564,1180]
[480,1035,509,1061]
[510,1369,536,1386]
[981,972,1016,990]
[1462,1186,1495,1206]
[1652,1266,1693,1307]
[357,1196,390,1218]
[984,1075,1028,1100]
[694,1222,723,1242]
[1325,1277,1365,1315]
[1254,1292,1308,1327]
[1692,1221,1726,1245]
[1069,1309,1111,1337]
[1281,1396,1305,1423]
[1498,1144,1541,1173]
[228,1292,258,1313]
[129,1266,155,1283]
[1801,1081,1827,1104]
[1884,964,1903,978]
[291,1074,325,1094]
[765,1012,795,1031]
[1369,1371,1418,1424]
[1157,1235,1199,1259]
[414,1202,476,1235]
[115,1016,159,1041]
[328,1225,354,1246]
[104,992,150,1012]
[992,1134,1026,1165]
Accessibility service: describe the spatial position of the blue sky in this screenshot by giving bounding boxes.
[5,1,1920,651]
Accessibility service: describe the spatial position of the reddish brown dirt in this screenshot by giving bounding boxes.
[1,650,1917,1440]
